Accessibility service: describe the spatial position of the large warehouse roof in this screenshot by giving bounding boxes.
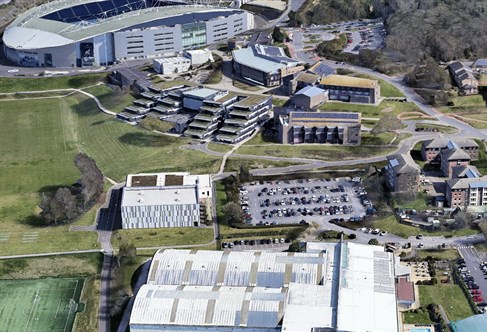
[148,249,326,287]
[4,0,245,48]
[131,284,287,328]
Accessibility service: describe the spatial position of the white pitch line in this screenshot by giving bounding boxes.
[24,289,39,332]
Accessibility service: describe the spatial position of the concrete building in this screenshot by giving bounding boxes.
[287,72,320,95]
[446,176,487,208]
[278,111,361,145]
[448,61,479,95]
[385,154,420,193]
[232,44,303,86]
[129,242,399,332]
[121,172,212,229]
[153,57,190,75]
[183,49,213,66]
[421,138,479,162]
[440,147,471,178]
[293,86,328,110]
[3,0,253,67]
[320,74,381,104]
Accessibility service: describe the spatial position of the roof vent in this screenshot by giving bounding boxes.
[138,198,144,203]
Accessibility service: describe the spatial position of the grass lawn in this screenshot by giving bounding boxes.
[207,142,233,153]
[233,80,262,91]
[73,275,99,332]
[418,284,473,321]
[0,73,107,93]
[235,144,396,161]
[372,215,479,238]
[0,253,103,279]
[0,278,84,332]
[111,227,214,249]
[361,132,396,145]
[418,249,460,261]
[0,93,220,255]
[243,131,278,145]
[439,95,487,128]
[224,158,301,172]
[82,84,136,113]
[319,100,423,119]
[205,69,223,84]
[415,123,458,134]
[403,309,434,325]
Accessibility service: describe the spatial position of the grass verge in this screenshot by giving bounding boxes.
[418,284,473,321]
[0,73,107,93]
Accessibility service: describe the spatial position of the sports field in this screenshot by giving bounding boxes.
[0,278,84,332]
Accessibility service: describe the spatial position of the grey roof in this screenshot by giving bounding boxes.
[148,249,326,287]
[295,85,326,97]
[441,147,471,161]
[130,284,287,328]
[294,72,320,84]
[387,154,420,174]
[472,59,487,68]
[422,138,478,149]
[447,176,487,190]
[232,44,301,74]
[451,165,480,179]
[183,87,219,100]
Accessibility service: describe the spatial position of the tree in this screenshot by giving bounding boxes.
[371,114,404,136]
[272,27,286,43]
[39,188,78,225]
[238,165,251,183]
[74,153,104,207]
[118,240,137,265]
[368,238,379,245]
[348,233,357,240]
[221,202,243,226]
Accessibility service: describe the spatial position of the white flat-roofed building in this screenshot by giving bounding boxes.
[153,57,191,74]
[130,284,286,332]
[121,172,212,229]
[130,242,400,332]
[336,242,398,332]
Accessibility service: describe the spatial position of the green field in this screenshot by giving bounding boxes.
[0,74,106,93]
[418,284,473,321]
[0,278,84,332]
[0,93,220,255]
[319,100,423,119]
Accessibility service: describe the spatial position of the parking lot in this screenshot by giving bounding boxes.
[222,238,291,251]
[458,247,487,311]
[239,177,369,227]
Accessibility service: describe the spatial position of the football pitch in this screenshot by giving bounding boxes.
[0,278,84,332]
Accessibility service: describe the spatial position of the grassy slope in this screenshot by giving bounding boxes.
[82,84,136,113]
[418,284,473,321]
[0,74,107,93]
[0,94,220,255]
[319,100,423,119]
[235,144,396,161]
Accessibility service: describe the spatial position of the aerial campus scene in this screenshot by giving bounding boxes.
[3,1,487,332]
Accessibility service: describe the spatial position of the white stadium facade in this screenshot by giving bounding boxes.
[3,0,254,67]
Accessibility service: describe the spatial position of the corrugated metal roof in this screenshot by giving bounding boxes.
[149,250,326,287]
[130,284,287,328]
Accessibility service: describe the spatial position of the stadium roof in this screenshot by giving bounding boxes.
[320,74,378,89]
[336,242,398,332]
[4,1,245,49]
[147,249,326,287]
[130,284,287,328]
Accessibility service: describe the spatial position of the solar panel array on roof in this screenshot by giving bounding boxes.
[42,0,181,23]
[310,62,336,76]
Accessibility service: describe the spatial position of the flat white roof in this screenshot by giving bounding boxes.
[122,186,197,207]
[154,57,190,64]
[337,242,398,332]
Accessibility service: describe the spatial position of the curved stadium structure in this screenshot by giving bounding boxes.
[3,0,253,67]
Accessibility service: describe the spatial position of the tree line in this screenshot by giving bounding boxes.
[39,153,104,225]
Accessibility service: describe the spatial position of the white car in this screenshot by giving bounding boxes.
[379,231,387,236]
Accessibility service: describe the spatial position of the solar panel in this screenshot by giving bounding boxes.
[311,63,336,76]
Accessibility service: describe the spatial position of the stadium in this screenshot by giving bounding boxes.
[3,0,254,67]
